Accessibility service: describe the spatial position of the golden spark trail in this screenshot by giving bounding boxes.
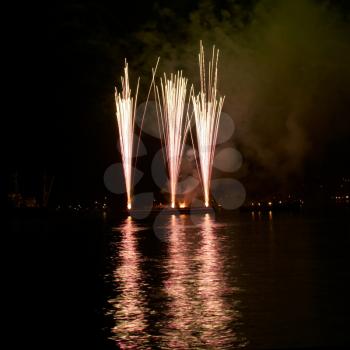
[192,42,225,207]
[155,72,192,208]
[115,61,139,210]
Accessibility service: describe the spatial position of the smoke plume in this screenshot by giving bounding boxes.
[133,0,350,183]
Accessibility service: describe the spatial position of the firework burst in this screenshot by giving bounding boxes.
[192,42,225,207]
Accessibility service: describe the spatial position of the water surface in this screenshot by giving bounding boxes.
[105,211,350,349]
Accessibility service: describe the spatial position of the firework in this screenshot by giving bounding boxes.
[192,42,225,207]
[155,72,192,208]
[115,61,139,210]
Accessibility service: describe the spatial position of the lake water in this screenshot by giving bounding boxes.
[103,211,350,349]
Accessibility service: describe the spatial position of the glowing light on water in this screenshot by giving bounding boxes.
[115,61,139,210]
[155,72,192,208]
[108,215,247,348]
[192,42,225,208]
[109,217,148,348]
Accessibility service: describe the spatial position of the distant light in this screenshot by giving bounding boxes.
[171,202,175,209]
[205,201,209,207]
[346,195,349,199]
[268,201,272,206]
[257,202,261,206]
[127,203,131,210]
[279,200,282,204]
[179,202,186,208]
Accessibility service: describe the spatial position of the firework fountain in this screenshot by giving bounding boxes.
[115,59,159,210]
[192,42,225,207]
[155,72,192,208]
[115,61,139,210]
[114,43,224,211]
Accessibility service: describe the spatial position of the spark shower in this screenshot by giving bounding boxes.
[193,43,225,207]
[155,72,192,209]
[114,43,224,210]
[114,61,138,210]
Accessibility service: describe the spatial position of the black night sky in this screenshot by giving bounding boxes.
[6,0,350,204]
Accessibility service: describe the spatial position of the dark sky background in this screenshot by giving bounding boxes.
[6,0,350,204]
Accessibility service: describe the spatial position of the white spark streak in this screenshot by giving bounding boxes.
[192,42,225,207]
[155,72,192,208]
[115,61,139,210]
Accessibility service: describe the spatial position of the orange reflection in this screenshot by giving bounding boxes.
[197,214,242,347]
[108,215,247,348]
[109,217,148,348]
[163,214,192,348]
[268,210,273,221]
[162,214,245,348]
